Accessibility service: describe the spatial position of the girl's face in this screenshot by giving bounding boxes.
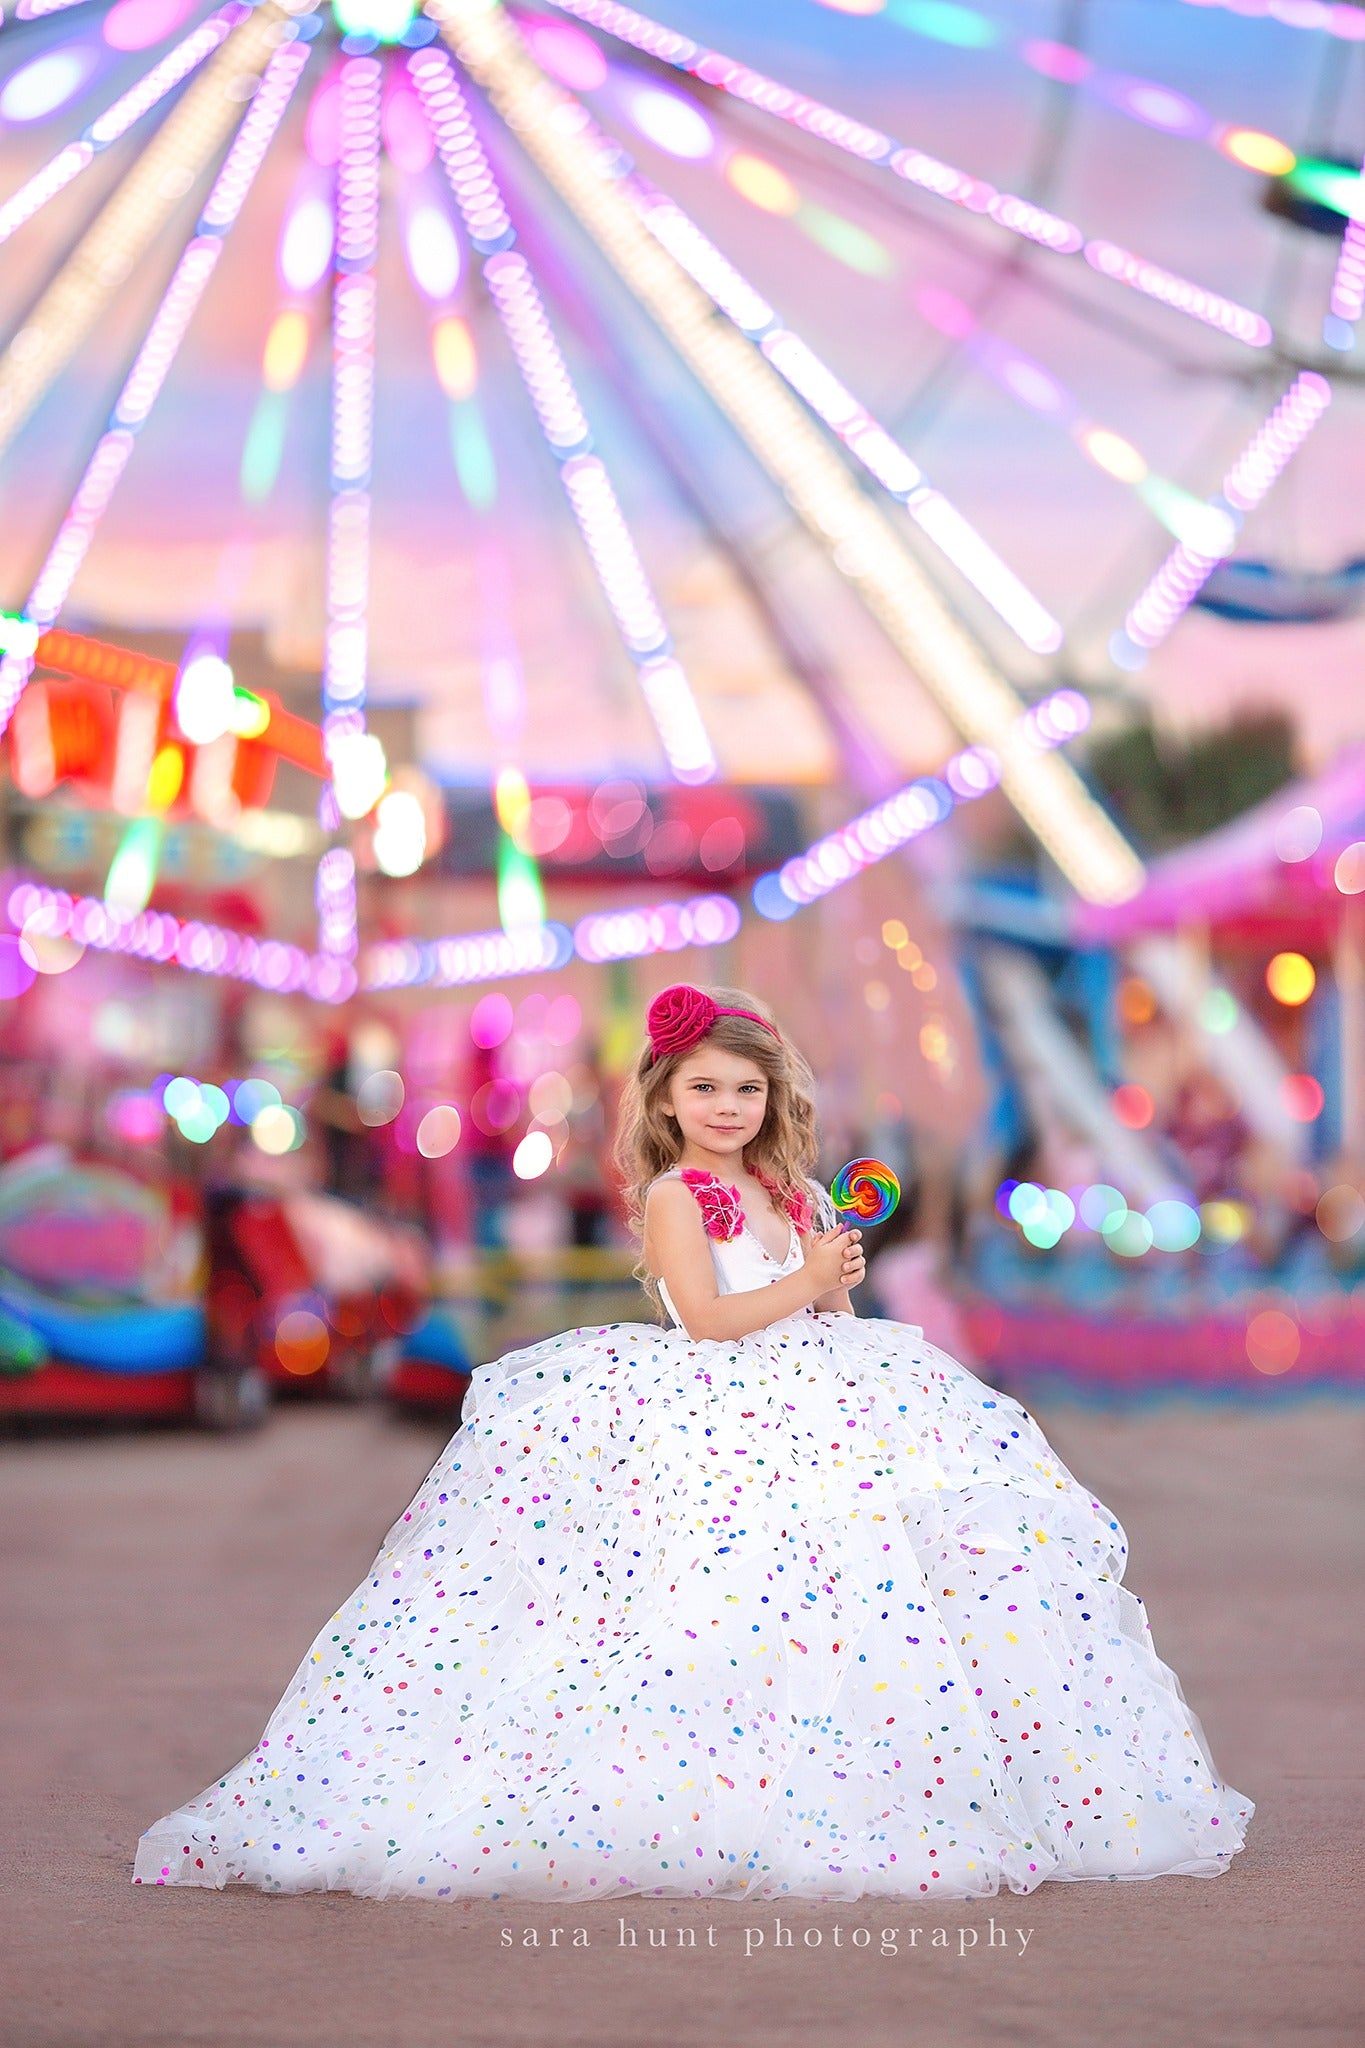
[665,1043,770,1161]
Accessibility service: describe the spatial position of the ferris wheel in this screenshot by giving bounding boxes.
[0,0,1350,1008]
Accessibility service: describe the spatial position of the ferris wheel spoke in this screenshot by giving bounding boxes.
[5,0,101,22]
[535,0,1272,353]
[426,0,1143,909]
[1111,373,1333,670]
[556,101,1062,658]
[0,25,313,743]
[408,43,719,789]
[0,7,243,251]
[316,48,383,961]
[0,2,308,473]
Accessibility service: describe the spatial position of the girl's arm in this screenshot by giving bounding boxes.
[644,1180,854,1342]
[809,1235,864,1315]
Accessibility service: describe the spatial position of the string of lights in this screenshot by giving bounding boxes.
[430,0,1144,906]
[0,33,313,745]
[4,680,1092,1003]
[359,887,742,987]
[539,0,1273,349]
[408,45,719,784]
[754,688,1092,915]
[7,880,357,1003]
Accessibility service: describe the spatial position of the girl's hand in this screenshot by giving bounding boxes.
[803,1225,855,1295]
[839,1229,865,1290]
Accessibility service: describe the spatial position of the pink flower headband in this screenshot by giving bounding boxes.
[647,983,780,1064]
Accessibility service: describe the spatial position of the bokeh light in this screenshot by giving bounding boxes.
[528,1070,574,1123]
[725,153,800,215]
[1117,975,1157,1025]
[0,49,97,124]
[1147,1198,1202,1252]
[1201,1199,1250,1246]
[513,1129,554,1180]
[470,993,514,1049]
[415,1104,462,1158]
[233,1078,282,1124]
[1281,1073,1324,1122]
[1265,952,1315,1006]
[1335,842,1365,895]
[1103,1208,1154,1257]
[1245,1309,1299,1375]
[1273,805,1322,863]
[19,910,84,974]
[1112,1084,1154,1129]
[619,81,714,159]
[357,1070,404,1126]
[544,994,582,1046]
[471,1080,520,1135]
[1316,1184,1365,1242]
[1078,1183,1126,1231]
[275,1307,330,1376]
[0,935,39,1001]
[105,1090,164,1144]
[252,1103,305,1155]
[1198,989,1239,1034]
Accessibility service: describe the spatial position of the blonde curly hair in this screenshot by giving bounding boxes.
[612,985,821,1302]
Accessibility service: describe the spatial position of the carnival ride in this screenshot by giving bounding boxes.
[0,0,1361,1398]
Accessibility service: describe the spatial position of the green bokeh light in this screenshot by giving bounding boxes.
[331,0,418,44]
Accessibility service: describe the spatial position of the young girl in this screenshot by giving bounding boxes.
[133,982,1252,1902]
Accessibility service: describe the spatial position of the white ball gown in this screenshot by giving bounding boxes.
[134,1171,1252,1903]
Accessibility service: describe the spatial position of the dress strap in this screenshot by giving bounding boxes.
[677,1168,745,1243]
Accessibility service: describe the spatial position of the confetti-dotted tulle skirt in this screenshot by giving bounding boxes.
[134,1312,1253,1903]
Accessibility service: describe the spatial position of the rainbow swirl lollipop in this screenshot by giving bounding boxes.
[829,1157,900,1226]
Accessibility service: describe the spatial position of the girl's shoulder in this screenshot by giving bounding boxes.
[645,1169,745,1243]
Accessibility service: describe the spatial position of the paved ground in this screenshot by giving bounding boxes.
[1,1395,1360,2048]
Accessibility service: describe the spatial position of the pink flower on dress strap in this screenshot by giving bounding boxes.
[679,1168,745,1242]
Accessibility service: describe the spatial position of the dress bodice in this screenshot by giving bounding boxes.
[651,1168,806,1336]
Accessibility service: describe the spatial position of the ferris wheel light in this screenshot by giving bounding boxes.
[520,15,608,89]
[262,307,310,390]
[1120,372,1331,655]
[374,789,428,875]
[403,200,462,301]
[617,79,714,159]
[174,653,237,745]
[328,729,388,818]
[0,47,100,123]
[332,0,418,42]
[431,313,477,397]
[103,0,200,49]
[279,191,334,289]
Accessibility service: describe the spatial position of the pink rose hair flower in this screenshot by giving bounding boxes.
[646,983,780,1064]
